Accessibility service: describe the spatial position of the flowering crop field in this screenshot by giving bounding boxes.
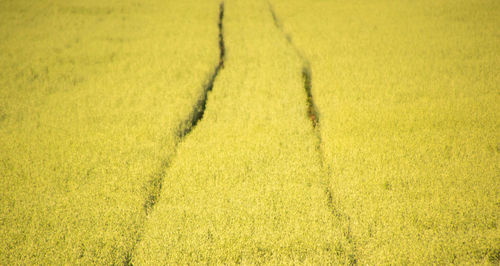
[0,0,498,264]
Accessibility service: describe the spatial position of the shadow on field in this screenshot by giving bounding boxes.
[177,2,225,139]
[125,2,226,265]
[144,0,224,220]
[268,1,358,264]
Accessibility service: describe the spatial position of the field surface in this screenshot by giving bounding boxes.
[1,0,498,264]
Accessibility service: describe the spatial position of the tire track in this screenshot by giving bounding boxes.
[126,2,225,264]
[144,2,225,215]
[268,2,318,133]
[178,1,225,138]
[267,2,358,264]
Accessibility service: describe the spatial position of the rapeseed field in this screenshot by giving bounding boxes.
[0,0,220,263]
[271,0,499,263]
[1,0,498,264]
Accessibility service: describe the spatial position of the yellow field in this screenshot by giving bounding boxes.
[270,0,499,263]
[1,0,498,264]
[0,0,220,263]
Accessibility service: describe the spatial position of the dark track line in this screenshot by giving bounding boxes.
[178,2,225,138]
[267,2,357,264]
[267,2,318,129]
[145,1,225,217]
[302,65,319,129]
[125,2,225,264]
